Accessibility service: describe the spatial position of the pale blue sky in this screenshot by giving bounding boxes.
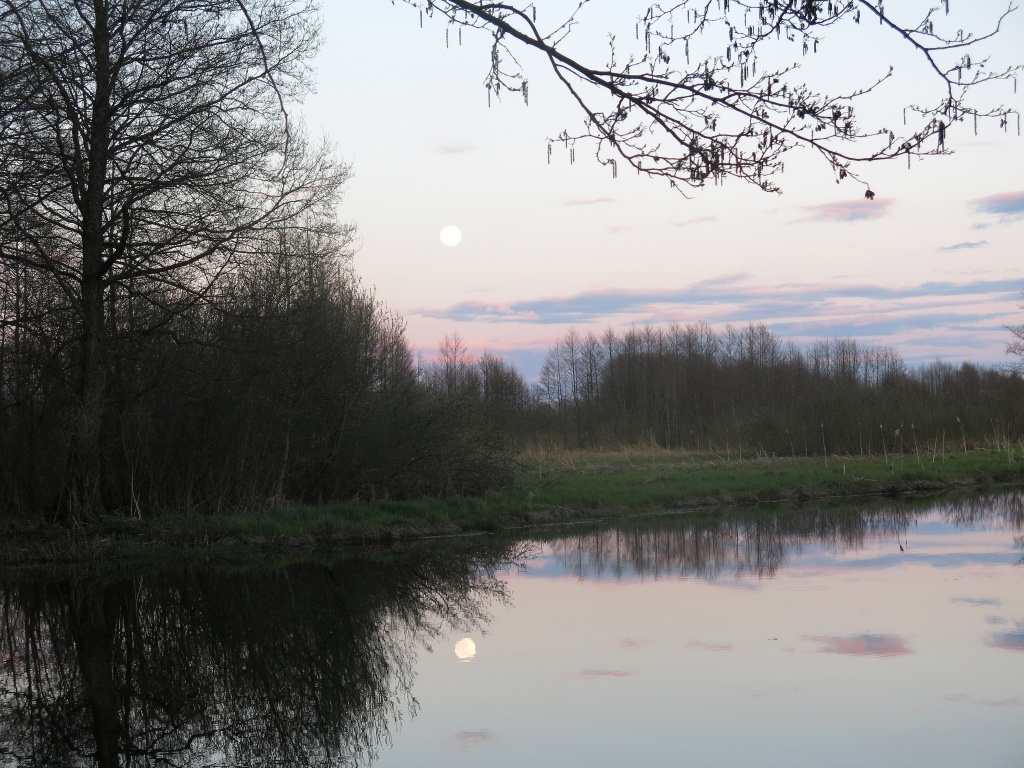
[305,1,1024,378]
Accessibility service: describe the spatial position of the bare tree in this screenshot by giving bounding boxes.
[404,0,1020,192]
[1008,291,1024,373]
[0,0,345,522]
[530,321,1024,455]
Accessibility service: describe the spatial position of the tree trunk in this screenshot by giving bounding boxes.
[65,280,108,523]
[63,0,113,524]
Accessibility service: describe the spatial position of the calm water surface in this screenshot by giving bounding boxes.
[2,494,1022,766]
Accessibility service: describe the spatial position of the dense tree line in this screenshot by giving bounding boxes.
[531,322,1024,457]
[0,222,517,519]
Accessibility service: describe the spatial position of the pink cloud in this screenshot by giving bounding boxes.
[971,189,1024,216]
[606,225,632,235]
[805,633,911,657]
[980,698,1022,708]
[796,198,893,222]
[564,196,616,206]
[685,640,734,652]
[619,638,648,649]
[614,638,647,651]
[435,141,475,154]
[410,332,558,361]
[945,693,1021,708]
[671,215,718,227]
[580,668,634,679]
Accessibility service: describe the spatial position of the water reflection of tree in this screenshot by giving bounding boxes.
[937,492,1024,530]
[0,546,518,767]
[548,497,1024,582]
[938,492,1024,564]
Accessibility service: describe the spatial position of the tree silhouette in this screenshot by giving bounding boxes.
[403,0,1020,192]
[1008,291,1024,372]
[0,0,345,523]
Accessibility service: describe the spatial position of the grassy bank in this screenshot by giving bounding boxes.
[3,448,1023,565]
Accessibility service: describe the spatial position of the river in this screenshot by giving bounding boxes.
[2,493,1022,766]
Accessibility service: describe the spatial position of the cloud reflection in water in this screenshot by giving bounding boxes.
[986,629,1024,653]
[580,669,635,679]
[452,730,497,751]
[805,633,912,658]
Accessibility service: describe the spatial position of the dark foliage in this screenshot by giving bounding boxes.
[0,226,517,518]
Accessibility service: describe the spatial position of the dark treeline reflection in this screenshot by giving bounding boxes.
[545,494,1024,581]
[0,545,519,767]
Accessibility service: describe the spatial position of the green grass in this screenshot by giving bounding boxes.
[2,448,1023,566]
[509,446,1022,508]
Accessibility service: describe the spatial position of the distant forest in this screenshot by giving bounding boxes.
[520,323,1024,457]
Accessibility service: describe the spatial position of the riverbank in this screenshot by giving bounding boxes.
[3,448,1023,565]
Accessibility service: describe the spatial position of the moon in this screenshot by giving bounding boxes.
[439,225,462,247]
[454,637,476,662]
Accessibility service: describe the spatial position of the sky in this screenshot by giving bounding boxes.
[303,1,1024,379]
